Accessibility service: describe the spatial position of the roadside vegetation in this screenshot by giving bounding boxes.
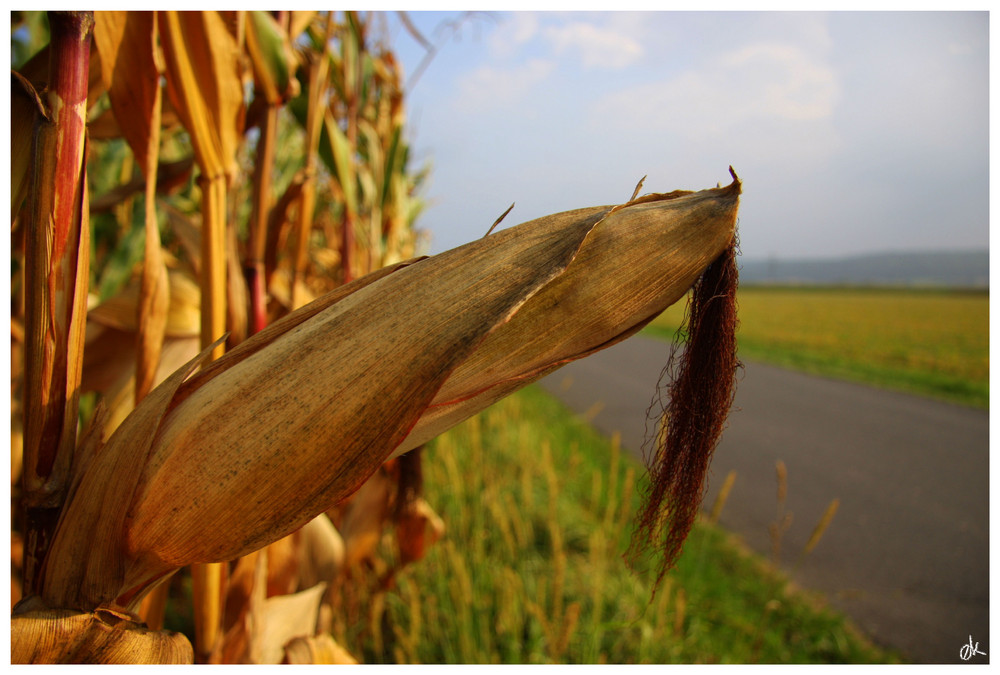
[333,386,902,664]
[645,285,988,408]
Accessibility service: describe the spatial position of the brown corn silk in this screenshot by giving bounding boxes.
[630,230,741,588]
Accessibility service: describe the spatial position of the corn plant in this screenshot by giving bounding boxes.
[11,10,743,664]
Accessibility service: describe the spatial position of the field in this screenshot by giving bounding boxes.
[336,386,899,664]
[644,286,988,408]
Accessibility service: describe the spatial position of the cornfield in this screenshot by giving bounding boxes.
[10,11,742,664]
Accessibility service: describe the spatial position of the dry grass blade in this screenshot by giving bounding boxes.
[803,498,840,556]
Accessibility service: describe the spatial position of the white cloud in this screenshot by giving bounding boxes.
[488,13,540,59]
[452,58,556,114]
[543,20,642,69]
[588,40,841,164]
[720,43,839,121]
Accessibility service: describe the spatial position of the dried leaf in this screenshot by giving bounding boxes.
[396,498,445,567]
[92,11,171,404]
[336,465,395,569]
[159,10,243,358]
[87,271,200,338]
[10,70,46,219]
[245,10,296,104]
[92,11,162,173]
[40,338,225,609]
[158,10,244,181]
[288,11,318,40]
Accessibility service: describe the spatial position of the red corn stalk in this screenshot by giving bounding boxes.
[20,10,94,597]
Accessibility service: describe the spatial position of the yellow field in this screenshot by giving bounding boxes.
[647,286,989,407]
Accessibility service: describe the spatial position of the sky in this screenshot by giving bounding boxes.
[378,10,989,262]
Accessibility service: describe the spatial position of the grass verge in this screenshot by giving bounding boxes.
[643,285,988,408]
[340,385,901,664]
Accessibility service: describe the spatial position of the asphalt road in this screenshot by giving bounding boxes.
[538,335,989,664]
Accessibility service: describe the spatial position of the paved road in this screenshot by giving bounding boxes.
[538,335,989,664]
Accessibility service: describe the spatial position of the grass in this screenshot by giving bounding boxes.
[643,285,988,408]
[335,385,900,664]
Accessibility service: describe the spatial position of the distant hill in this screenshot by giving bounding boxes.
[740,249,989,288]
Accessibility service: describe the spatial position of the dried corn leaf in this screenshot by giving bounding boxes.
[40,338,225,609]
[245,10,296,104]
[325,111,359,217]
[336,465,395,569]
[10,70,45,218]
[396,498,445,567]
[87,271,200,338]
[92,11,170,402]
[92,11,162,173]
[158,10,243,181]
[159,10,243,360]
[288,11,318,40]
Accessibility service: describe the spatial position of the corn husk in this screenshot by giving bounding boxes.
[296,513,346,591]
[36,175,740,620]
[283,633,358,664]
[11,597,192,664]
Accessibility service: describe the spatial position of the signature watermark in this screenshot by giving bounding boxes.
[960,635,987,661]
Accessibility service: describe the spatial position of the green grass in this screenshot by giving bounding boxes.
[340,386,900,664]
[644,285,988,408]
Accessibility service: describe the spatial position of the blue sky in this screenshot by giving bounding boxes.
[381,11,989,261]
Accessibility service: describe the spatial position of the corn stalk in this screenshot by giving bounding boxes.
[20,10,94,599]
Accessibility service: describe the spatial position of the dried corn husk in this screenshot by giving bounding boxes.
[11,597,192,664]
[296,513,346,592]
[35,175,740,623]
[283,633,358,664]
